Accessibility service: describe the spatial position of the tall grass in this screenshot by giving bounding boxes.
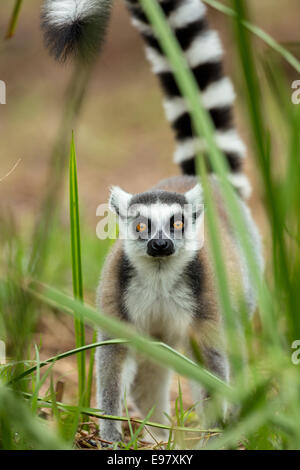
[5,0,24,39]
[69,133,98,412]
[1,0,300,450]
[69,134,86,404]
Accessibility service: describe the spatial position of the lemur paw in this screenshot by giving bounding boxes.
[99,429,123,449]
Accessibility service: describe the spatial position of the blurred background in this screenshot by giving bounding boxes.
[0,0,300,410]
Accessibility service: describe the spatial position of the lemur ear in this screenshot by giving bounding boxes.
[185,184,203,205]
[109,186,132,218]
[184,184,203,219]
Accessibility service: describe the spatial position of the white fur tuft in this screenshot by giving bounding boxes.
[109,186,132,218]
[43,0,107,26]
[185,184,203,207]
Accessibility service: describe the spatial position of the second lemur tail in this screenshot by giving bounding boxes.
[125,0,250,197]
[41,0,113,62]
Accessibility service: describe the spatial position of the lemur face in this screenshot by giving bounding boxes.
[109,185,204,260]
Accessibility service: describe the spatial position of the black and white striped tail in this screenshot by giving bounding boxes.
[126,0,250,197]
[41,0,250,197]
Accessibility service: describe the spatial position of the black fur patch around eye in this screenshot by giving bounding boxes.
[134,217,152,240]
[169,214,185,236]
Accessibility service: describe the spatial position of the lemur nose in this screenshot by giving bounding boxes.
[153,239,168,251]
[147,239,174,257]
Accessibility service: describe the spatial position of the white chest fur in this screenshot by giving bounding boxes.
[124,254,196,345]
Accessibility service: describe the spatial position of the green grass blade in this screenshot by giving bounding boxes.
[69,133,84,302]
[0,382,69,449]
[31,345,40,414]
[124,390,134,441]
[30,363,54,416]
[5,0,24,39]
[9,339,129,385]
[86,329,97,408]
[28,281,232,398]
[49,373,60,422]
[21,392,219,435]
[202,0,300,73]
[139,0,278,348]
[69,133,86,405]
[198,157,243,374]
[125,406,155,450]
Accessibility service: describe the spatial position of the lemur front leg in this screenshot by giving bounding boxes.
[188,322,230,430]
[131,360,172,444]
[191,347,230,426]
[96,331,130,445]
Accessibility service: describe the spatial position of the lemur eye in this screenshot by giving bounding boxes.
[136,222,147,233]
[173,220,184,230]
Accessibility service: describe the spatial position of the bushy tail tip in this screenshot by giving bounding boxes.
[41,0,113,62]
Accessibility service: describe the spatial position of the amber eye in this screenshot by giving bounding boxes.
[136,222,147,233]
[173,220,184,230]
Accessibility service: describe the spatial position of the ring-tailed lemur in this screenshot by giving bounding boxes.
[42,0,264,445]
